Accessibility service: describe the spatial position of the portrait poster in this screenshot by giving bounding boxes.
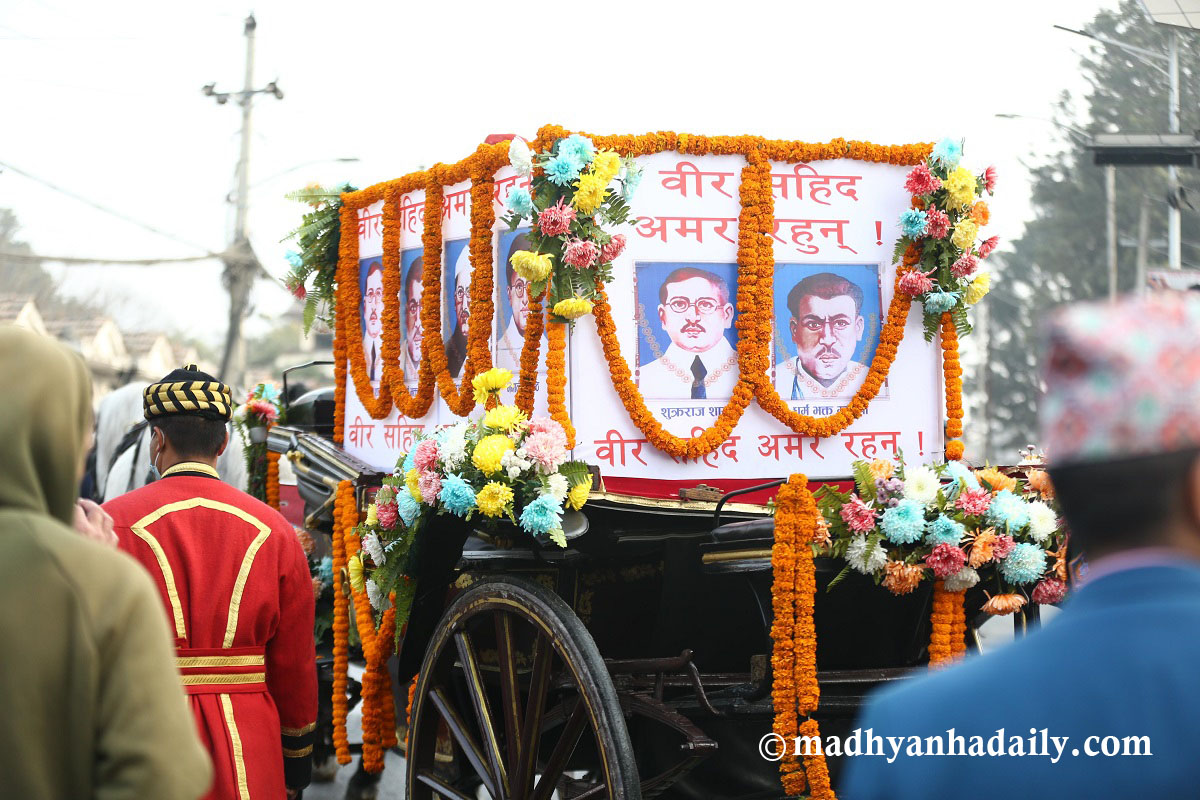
[359,255,385,389]
[494,226,553,415]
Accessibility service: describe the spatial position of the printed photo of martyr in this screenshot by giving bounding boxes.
[359,257,384,388]
[773,266,882,401]
[444,238,471,379]
[495,228,542,375]
[636,263,739,400]
[401,248,424,388]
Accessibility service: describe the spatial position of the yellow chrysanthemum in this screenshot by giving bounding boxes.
[365,503,378,527]
[867,458,894,482]
[347,553,365,594]
[483,404,525,432]
[950,219,978,251]
[472,367,514,404]
[965,271,991,304]
[472,434,515,475]
[476,481,514,517]
[405,468,423,503]
[552,296,594,320]
[943,166,977,208]
[510,250,553,283]
[566,475,592,511]
[976,466,1016,494]
[573,173,608,214]
[590,150,621,183]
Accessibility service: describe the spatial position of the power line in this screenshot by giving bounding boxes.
[0,249,220,266]
[0,159,218,255]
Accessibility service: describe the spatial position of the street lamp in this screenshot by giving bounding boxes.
[994,113,1119,302]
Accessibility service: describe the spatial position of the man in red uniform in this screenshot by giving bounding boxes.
[106,365,317,799]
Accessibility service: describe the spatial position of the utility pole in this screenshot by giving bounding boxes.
[1167,29,1182,269]
[1106,165,1117,301]
[203,13,283,389]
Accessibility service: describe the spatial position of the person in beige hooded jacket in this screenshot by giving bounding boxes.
[0,326,212,798]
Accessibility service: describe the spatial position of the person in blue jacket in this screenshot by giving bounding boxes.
[841,293,1200,799]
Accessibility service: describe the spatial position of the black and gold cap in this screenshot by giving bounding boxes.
[143,364,232,422]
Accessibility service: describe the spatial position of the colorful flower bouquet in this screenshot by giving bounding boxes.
[894,137,998,340]
[348,368,594,633]
[815,453,1068,615]
[283,182,356,334]
[500,134,642,324]
[234,382,282,502]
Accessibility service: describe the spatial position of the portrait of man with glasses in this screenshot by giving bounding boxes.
[638,265,738,400]
[774,270,872,401]
[445,240,471,378]
[359,258,385,388]
[495,230,538,379]
[401,249,423,388]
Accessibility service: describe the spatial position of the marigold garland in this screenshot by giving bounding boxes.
[331,481,354,763]
[928,580,967,668]
[770,473,833,797]
[265,450,280,509]
[514,291,546,415]
[545,321,576,448]
[941,313,965,460]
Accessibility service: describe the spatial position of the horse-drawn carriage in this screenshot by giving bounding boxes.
[269,127,1058,798]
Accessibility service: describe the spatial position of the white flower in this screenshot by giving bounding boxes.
[847,535,888,574]
[361,533,385,566]
[1026,500,1059,543]
[509,137,533,178]
[542,473,569,502]
[441,426,469,470]
[944,566,980,592]
[902,466,940,505]
[501,449,532,480]
[366,578,386,611]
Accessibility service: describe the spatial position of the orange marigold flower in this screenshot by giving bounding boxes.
[882,561,926,596]
[976,467,1017,494]
[982,592,1027,616]
[1026,469,1055,499]
[970,201,990,226]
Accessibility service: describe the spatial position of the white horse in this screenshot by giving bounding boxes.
[95,382,248,502]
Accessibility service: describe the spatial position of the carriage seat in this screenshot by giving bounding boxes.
[710,517,774,543]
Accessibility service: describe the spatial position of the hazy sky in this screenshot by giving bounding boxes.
[2,0,1122,345]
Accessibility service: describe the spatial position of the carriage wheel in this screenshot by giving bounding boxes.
[406,575,641,800]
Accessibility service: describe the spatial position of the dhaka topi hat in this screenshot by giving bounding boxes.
[143,364,232,422]
[1040,293,1200,466]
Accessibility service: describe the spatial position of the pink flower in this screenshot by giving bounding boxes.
[289,280,307,300]
[414,439,440,472]
[528,416,567,447]
[537,198,576,237]
[983,165,998,193]
[978,236,1000,259]
[1031,577,1067,604]
[955,488,991,516]
[925,207,950,239]
[898,268,935,296]
[376,500,399,530]
[600,234,627,263]
[417,471,442,505]
[992,534,1016,561]
[904,163,942,196]
[925,543,968,579]
[245,399,278,422]
[839,496,877,533]
[562,238,599,269]
[951,253,978,279]
[520,431,568,473]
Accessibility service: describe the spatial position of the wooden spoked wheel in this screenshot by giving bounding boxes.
[406,576,642,800]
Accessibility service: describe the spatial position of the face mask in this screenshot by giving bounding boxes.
[147,431,163,482]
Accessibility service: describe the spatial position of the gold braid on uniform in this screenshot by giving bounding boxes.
[143,364,233,422]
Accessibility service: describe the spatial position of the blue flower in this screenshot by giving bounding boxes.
[923,291,960,315]
[1000,543,1047,584]
[931,137,963,168]
[505,187,534,218]
[944,460,979,490]
[318,555,333,586]
[257,382,280,403]
[621,163,643,201]
[397,492,420,526]
[401,448,416,474]
[925,514,966,546]
[438,474,477,517]
[285,250,302,268]
[881,498,926,544]
[544,155,581,186]
[986,489,1030,532]
[558,134,595,167]
[519,493,563,535]
[899,209,928,238]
